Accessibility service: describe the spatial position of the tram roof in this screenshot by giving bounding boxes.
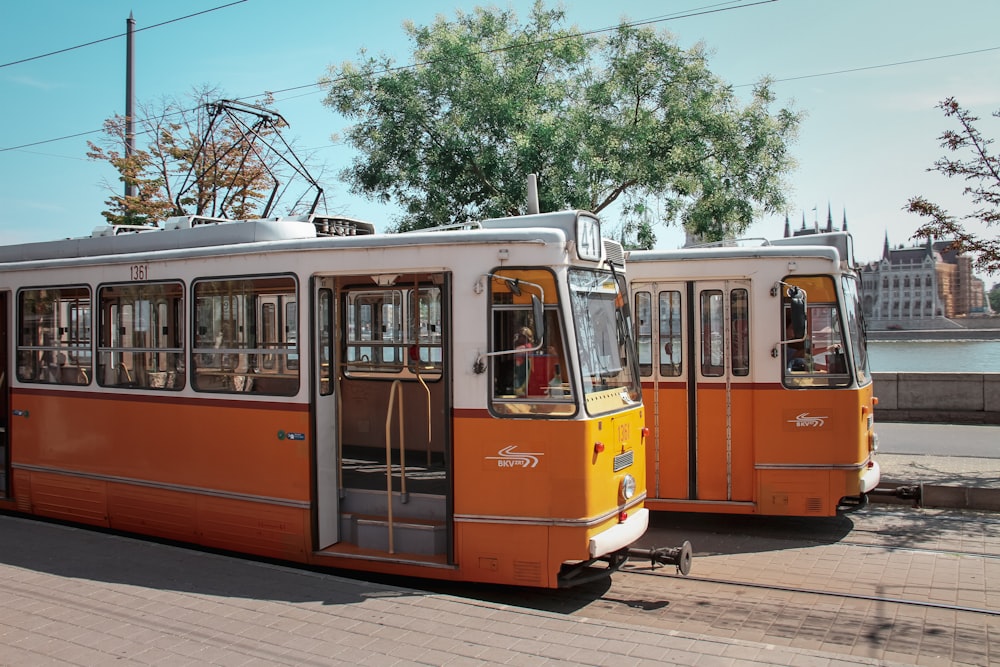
[628,231,855,269]
[0,210,591,266]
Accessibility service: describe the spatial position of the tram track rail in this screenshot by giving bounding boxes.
[621,565,1000,617]
[833,539,1000,560]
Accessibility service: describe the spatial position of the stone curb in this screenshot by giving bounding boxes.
[872,481,1000,511]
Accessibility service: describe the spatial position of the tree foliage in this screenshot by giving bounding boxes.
[88,88,313,226]
[322,2,800,242]
[906,97,1000,275]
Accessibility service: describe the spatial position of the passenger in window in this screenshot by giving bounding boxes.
[785,320,808,372]
[513,327,533,396]
[528,345,561,397]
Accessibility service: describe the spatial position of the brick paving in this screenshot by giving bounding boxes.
[1,443,997,666]
[0,515,912,667]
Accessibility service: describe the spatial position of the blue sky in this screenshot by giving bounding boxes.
[2,0,999,277]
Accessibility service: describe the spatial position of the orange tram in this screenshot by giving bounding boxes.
[627,231,880,517]
[0,210,691,588]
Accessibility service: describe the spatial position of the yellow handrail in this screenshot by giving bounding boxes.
[384,379,406,553]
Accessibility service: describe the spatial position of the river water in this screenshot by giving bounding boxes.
[868,339,1000,372]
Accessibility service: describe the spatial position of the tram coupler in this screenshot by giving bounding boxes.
[628,540,693,576]
[870,485,921,500]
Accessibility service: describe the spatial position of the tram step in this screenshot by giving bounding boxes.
[351,515,446,556]
[340,488,446,522]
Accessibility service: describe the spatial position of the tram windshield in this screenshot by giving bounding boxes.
[841,274,870,385]
[569,269,642,411]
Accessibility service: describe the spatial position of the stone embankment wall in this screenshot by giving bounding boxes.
[873,372,1000,424]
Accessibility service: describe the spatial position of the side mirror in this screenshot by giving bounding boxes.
[531,294,545,346]
[787,286,807,340]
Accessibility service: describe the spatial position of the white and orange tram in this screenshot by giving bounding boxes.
[628,232,880,517]
[0,211,690,587]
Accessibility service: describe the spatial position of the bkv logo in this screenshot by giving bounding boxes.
[787,412,828,428]
[486,445,543,468]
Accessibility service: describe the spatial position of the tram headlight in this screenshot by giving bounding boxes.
[619,474,636,501]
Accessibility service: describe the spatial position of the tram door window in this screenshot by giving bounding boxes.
[635,291,653,377]
[410,288,443,370]
[730,290,750,376]
[700,291,725,377]
[317,289,334,396]
[659,291,683,377]
[698,288,750,377]
[192,275,298,395]
[16,286,91,386]
[98,282,184,390]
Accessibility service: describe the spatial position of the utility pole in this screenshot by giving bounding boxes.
[125,12,136,199]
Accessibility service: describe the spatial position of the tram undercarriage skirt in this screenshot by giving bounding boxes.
[557,549,630,588]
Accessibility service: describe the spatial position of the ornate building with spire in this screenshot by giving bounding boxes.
[859,235,990,328]
[782,204,847,238]
[781,204,990,327]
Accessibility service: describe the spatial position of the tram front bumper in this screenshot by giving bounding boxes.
[861,459,881,494]
[588,508,649,558]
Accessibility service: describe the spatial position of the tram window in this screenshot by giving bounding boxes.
[343,286,442,378]
[345,291,402,372]
[730,289,749,377]
[782,276,851,389]
[490,307,572,416]
[570,268,640,407]
[285,301,299,370]
[700,290,725,377]
[490,271,573,417]
[192,276,298,395]
[408,287,443,372]
[842,275,870,384]
[658,290,682,377]
[635,291,653,377]
[97,282,184,390]
[17,286,92,386]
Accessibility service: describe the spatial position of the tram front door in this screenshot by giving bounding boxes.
[642,280,754,507]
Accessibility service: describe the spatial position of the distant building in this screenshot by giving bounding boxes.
[780,205,990,328]
[782,205,844,238]
[859,236,990,328]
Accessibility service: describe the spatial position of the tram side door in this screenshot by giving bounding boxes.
[646,281,754,505]
[313,277,339,548]
[0,292,7,499]
[690,280,754,504]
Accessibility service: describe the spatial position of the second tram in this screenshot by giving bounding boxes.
[628,232,880,517]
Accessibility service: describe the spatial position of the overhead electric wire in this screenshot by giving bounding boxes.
[0,1,774,153]
[736,44,1000,87]
[0,0,248,69]
[2,0,998,154]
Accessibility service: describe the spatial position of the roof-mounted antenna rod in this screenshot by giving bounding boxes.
[527,174,540,215]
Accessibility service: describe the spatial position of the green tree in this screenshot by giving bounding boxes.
[321,2,800,240]
[88,88,311,226]
[989,283,1000,313]
[906,97,1000,275]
